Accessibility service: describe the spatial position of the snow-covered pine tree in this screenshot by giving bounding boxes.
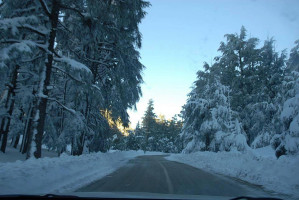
[141,99,157,152]
[0,0,45,153]
[272,40,299,157]
[247,39,286,147]
[181,67,248,153]
[217,26,260,112]
[213,27,287,148]
[0,0,150,157]
[54,0,149,155]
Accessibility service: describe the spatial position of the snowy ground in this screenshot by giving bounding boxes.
[0,145,57,163]
[0,150,163,194]
[0,137,58,163]
[166,146,299,198]
[1,146,298,198]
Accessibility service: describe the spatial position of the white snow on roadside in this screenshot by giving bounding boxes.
[167,147,299,198]
[0,150,163,194]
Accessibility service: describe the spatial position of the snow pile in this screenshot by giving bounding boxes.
[167,147,299,198]
[0,151,161,194]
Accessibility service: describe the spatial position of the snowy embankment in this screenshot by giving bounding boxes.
[0,151,162,194]
[167,146,299,198]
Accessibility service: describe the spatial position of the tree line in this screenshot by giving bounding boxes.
[181,27,299,158]
[0,0,150,158]
[109,27,298,157]
[112,99,183,153]
[1,4,297,159]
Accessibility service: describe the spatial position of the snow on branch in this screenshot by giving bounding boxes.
[0,16,38,35]
[52,65,85,84]
[0,39,47,49]
[91,84,102,93]
[59,4,85,19]
[68,48,110,67]
[0,41,37,60]
[47,98,76,115]
[84,56,110,67]
[21,55,43,63]
[19,24,49,36]
[52,65,104,100]
[54,57,91,73]
[53,65,103,96]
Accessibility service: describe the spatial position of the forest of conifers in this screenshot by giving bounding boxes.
[0,0,150,158]
[0,1,298,159]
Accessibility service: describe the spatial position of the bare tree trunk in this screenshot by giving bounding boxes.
[13,108,24,148]
[30,0,60,158]
[10,136,15,146]
[26,108,36,159]
[13,135,20,148]
[20,101,33,153]
[57,78,68,155]
[0,64,20,153]
[25,104,35,158]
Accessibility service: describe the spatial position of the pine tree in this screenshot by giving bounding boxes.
[0,0,150,157]
[180,27,291,154]
[271,40,299,157]
[141,99,157,151]
[181,71,248,153]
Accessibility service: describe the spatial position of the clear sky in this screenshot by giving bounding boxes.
[128,0,299,128]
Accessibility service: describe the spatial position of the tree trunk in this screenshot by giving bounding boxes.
[30,0,60,159]
[20,101,33,153]
[26,108,36,159]
[57,78,68,155]
[13,135,20,148]
[10,136,15,146]
[11,108,24,148]
[0,64,20,153]
[25,104,35,158]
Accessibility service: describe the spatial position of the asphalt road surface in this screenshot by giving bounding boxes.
[77,155,281,198]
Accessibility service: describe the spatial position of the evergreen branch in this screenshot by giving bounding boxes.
[18,70,36,77]
[0,39,47,52]
[57,21,72,33]
[52,65,85,84]
[66,47,110,67]
[19,25,48,36]
[84,57,110,67]
[59,4,85,19]
[38,0,51,18]
[21,55,44,63]
[47,97,76,115]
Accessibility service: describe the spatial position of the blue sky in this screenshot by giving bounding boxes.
[128,0,299,127]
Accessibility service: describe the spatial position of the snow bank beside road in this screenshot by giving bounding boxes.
[167,147,299,198]
[0,151,161,194]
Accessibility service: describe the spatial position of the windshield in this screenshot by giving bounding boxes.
[0,0,298,199]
